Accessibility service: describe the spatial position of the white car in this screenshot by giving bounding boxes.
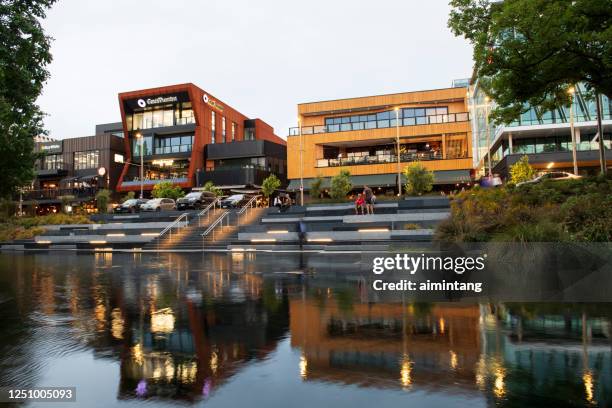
[516,171,582,187]
[140,198,176,212]
[220,194,245,208]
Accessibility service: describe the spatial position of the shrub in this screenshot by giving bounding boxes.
[95,189,111,213]
[309,175,324,199]
[122,191,135,202]
[261,174,281,200]
[329,170,352,200]
[201,181,222,196]
[151,181,185,200]
[509,155,535,184]
[403,162,434,196]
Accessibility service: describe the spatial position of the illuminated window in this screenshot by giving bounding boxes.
[211,111,216,144]
[231,122,236,141]
[74,150,100,170]
[114,153,124,163]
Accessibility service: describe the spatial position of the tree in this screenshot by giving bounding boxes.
[0,0,57,199]
[201,181,222,196]
[309,175,324,199]
[509,155,535,185]
[403,162,434,196]
[95,189,111,213]
[261,174,281,204]
[449,0,610,174]
[151,181,185,200]
[329,170,352,200]
[122,191,135,202]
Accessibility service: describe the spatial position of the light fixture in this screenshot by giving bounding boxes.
[547,162,555,169]
[307,238,333,242]
[251,238,276,243]
[231,248,245,252]
[358,228,389,233]
[106,233,125,237]
[37,240,52,244]
[567,86,575,95]
[268,230,289,234]
[89,240,107,244]
[141,232,159,236]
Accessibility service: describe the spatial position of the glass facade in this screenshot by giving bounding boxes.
[74,150,100,170]
[41,154,64,170]
[231,122,236,142]
[132,136,153,157]
[222,117,226,143]
[154,135,194,154]
[128,102,194,131]
[289,107,469,135]
[244,127,255,141]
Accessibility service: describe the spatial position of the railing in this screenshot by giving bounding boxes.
[315,151,467,167]
[197,198,221,227]
[288,112,470,136]
[157,213,189,249]
[20,187,99,201]
[201,210,230,241]
[236,195,260,226]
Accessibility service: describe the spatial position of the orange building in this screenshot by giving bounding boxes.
[287,86,473,194]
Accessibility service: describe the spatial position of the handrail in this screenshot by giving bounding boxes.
[157,212,189,249]
[201,210,230,241]
[236,195,260,226]
[197,197,220,227]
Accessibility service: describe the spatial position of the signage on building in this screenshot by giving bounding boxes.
[203,93,224,112]
[125,91,190,110]
[39,141,63,154]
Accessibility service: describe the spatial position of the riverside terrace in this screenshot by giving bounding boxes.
[0,196,451,252]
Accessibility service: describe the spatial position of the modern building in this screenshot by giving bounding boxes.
[286,85,473,196]
[115,83,286,194]
[23,125,126,214]
[469,81,612,179]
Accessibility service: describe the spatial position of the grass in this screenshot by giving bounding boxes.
[435,175,612,243]
[0,213,92,242]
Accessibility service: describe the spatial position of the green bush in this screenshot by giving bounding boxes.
[201,181,222,196]
[329,170,352,200]
[95,189,111,213]
[151,181,185,200]
[435,176,612,243]
[261,174,281,199]
[509,155,535,184]
[309,175,324,199]
[403,162,434,196]
[122,191,136,202]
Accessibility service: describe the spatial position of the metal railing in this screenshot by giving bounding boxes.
[201,210,230,241]
[236,195,260,226]
[315,151,467,167]
[197,198,221,227]
[288,112,470,136]
[157,213,189,249]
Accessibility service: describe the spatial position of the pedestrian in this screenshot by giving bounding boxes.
[354,193,364,215]
[363,185,374,215]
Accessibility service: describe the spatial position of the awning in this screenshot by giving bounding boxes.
[287,174,396,191]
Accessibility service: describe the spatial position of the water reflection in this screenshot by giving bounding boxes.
[0,252,610,407]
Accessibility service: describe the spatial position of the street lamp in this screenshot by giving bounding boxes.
[135,132,144,198]
[298,116,304,206]
[395,107,401,196]
[484,96,492,177]
[568,86,578,175]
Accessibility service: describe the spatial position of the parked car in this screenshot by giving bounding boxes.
[176,191,217,210]
[220,194,245,208]
[516,171,582,187]
[140,198,176,212]
[114,198,149,213]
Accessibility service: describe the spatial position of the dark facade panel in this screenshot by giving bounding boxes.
[206,140,287,160]
[196,168,287,187]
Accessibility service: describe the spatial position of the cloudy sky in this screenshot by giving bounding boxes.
[37,0,473,140]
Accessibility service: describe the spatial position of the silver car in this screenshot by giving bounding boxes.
[516,171,582,187]
[140,198,176,212]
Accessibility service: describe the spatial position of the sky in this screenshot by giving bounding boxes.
[37,0,473,140]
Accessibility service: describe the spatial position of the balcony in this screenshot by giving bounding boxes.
[289,112,469,136]
[316,151,466,168]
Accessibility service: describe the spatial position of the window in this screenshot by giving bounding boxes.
[211,111,216,144]
[74,150,99,170]
[244,127,255,140]
[114,153,124,163]
[154,134,193,154]
[222,117,226,143]
[231,122,236,141]
[41,154,63,170]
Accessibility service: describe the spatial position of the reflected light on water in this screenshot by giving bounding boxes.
[439,318,446,334]
[151,308,175,333]
[299,354,308,380]
[111,308,124,339]
[210,351,219,375]
[132,343,144,366]
[475,356,486,389]
[583,370,596,405]
[493,364,506,399]
[400,354,412,390]
[449,350,458,370]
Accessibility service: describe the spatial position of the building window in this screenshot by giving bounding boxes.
[154,134,194,154]
[41,154,63,170]
[129,102,194,130]
[211,111,216,144]
[132,136,153,157]
[222,117,226,143]
[74,150,99,170]
[114,153,124,163]
[244,127,255,141]
[231,122,236,142]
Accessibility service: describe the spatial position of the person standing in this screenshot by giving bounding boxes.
[363,185,374,215]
